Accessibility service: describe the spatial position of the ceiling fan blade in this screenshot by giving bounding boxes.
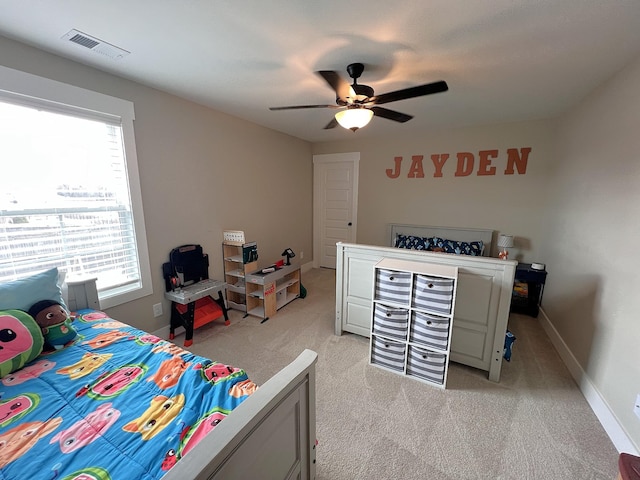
[323,117,339,129]
[317,70,353,104]
[269,104,340,111]
[370,106,413,123]
[371,80,448,105]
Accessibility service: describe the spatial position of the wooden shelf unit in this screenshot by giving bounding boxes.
[222,241,258,313]
[245,263,301,321]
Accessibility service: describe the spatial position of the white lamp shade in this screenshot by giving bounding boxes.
[335,108,373,131]
[497,234,514,248]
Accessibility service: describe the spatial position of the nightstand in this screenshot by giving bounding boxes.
[510,263,547,317]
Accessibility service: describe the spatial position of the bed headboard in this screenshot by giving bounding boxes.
[389,224,495,257]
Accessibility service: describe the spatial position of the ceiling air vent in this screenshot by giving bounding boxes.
[61,29,130,60]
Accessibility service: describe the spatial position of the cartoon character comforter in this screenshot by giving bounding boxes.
[0,309,256,480]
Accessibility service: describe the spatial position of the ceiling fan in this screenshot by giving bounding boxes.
[269,63,448,131]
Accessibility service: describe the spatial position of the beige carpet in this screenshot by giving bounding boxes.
[184,267,619,479]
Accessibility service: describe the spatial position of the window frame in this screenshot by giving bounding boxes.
[0,65,152,308]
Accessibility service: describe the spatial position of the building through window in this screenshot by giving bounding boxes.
[0,66,151,308]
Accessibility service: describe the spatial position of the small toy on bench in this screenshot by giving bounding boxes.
[28,300,78,350]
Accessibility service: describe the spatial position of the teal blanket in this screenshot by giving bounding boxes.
[0,309,255,479]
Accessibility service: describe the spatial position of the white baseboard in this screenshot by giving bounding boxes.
[152,324,177,339]
[538,308,639,455]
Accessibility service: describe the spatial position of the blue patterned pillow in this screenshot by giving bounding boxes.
[432,238,483,256]
[395,235,432,251]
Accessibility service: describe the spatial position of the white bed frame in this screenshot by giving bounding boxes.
[66,279,317,480]
[335,224,516,382]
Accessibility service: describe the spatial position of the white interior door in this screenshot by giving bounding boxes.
[313,152,359,269]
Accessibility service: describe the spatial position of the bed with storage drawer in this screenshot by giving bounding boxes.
[0,268,317,480]
[335,224,516,382]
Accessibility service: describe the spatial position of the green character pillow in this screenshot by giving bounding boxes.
[0,310,45,378]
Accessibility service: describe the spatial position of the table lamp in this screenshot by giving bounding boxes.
[497,234,514,260]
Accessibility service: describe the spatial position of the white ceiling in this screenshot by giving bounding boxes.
[1,1,640,143]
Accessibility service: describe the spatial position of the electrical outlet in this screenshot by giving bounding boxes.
[634,394,640,420]
[153,303,163,317]
[300,251,304,259]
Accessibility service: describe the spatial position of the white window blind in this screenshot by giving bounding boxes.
[0,66,152,307]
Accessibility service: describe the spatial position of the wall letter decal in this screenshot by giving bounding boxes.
[504,147,531,175]
[387,147,532,179]
[455,152,474,177]
[407,155,425,178]
[386,156,402,178]
[477,150,498,176]
[431,154,449,178]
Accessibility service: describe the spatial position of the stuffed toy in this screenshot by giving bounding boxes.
[28,300,78,350]
[0,309,44,378]
[503,330,516,362]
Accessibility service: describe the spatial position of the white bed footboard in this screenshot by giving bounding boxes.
[162,349,317,480]
[335,241,515,382]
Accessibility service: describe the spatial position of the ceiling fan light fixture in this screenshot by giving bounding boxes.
[335,108,373,132]
[270,63,447,131]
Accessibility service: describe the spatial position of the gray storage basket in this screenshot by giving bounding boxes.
[412,274,454,315]
[372,304,409,341]
[371,335,406,372]
[406,345,446,384]
[410,311,450,350]
[375,269,411,305]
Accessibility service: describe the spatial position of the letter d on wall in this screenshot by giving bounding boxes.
[455,152,474,177]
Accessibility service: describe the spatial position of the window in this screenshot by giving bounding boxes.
[0,66,152,308]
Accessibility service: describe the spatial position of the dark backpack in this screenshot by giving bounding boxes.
[162,244,209,291]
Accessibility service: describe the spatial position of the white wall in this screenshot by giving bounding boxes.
[0,35,313,333]
[313,119,557,263]
[312,54,640,452]
[542,54,640,453]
